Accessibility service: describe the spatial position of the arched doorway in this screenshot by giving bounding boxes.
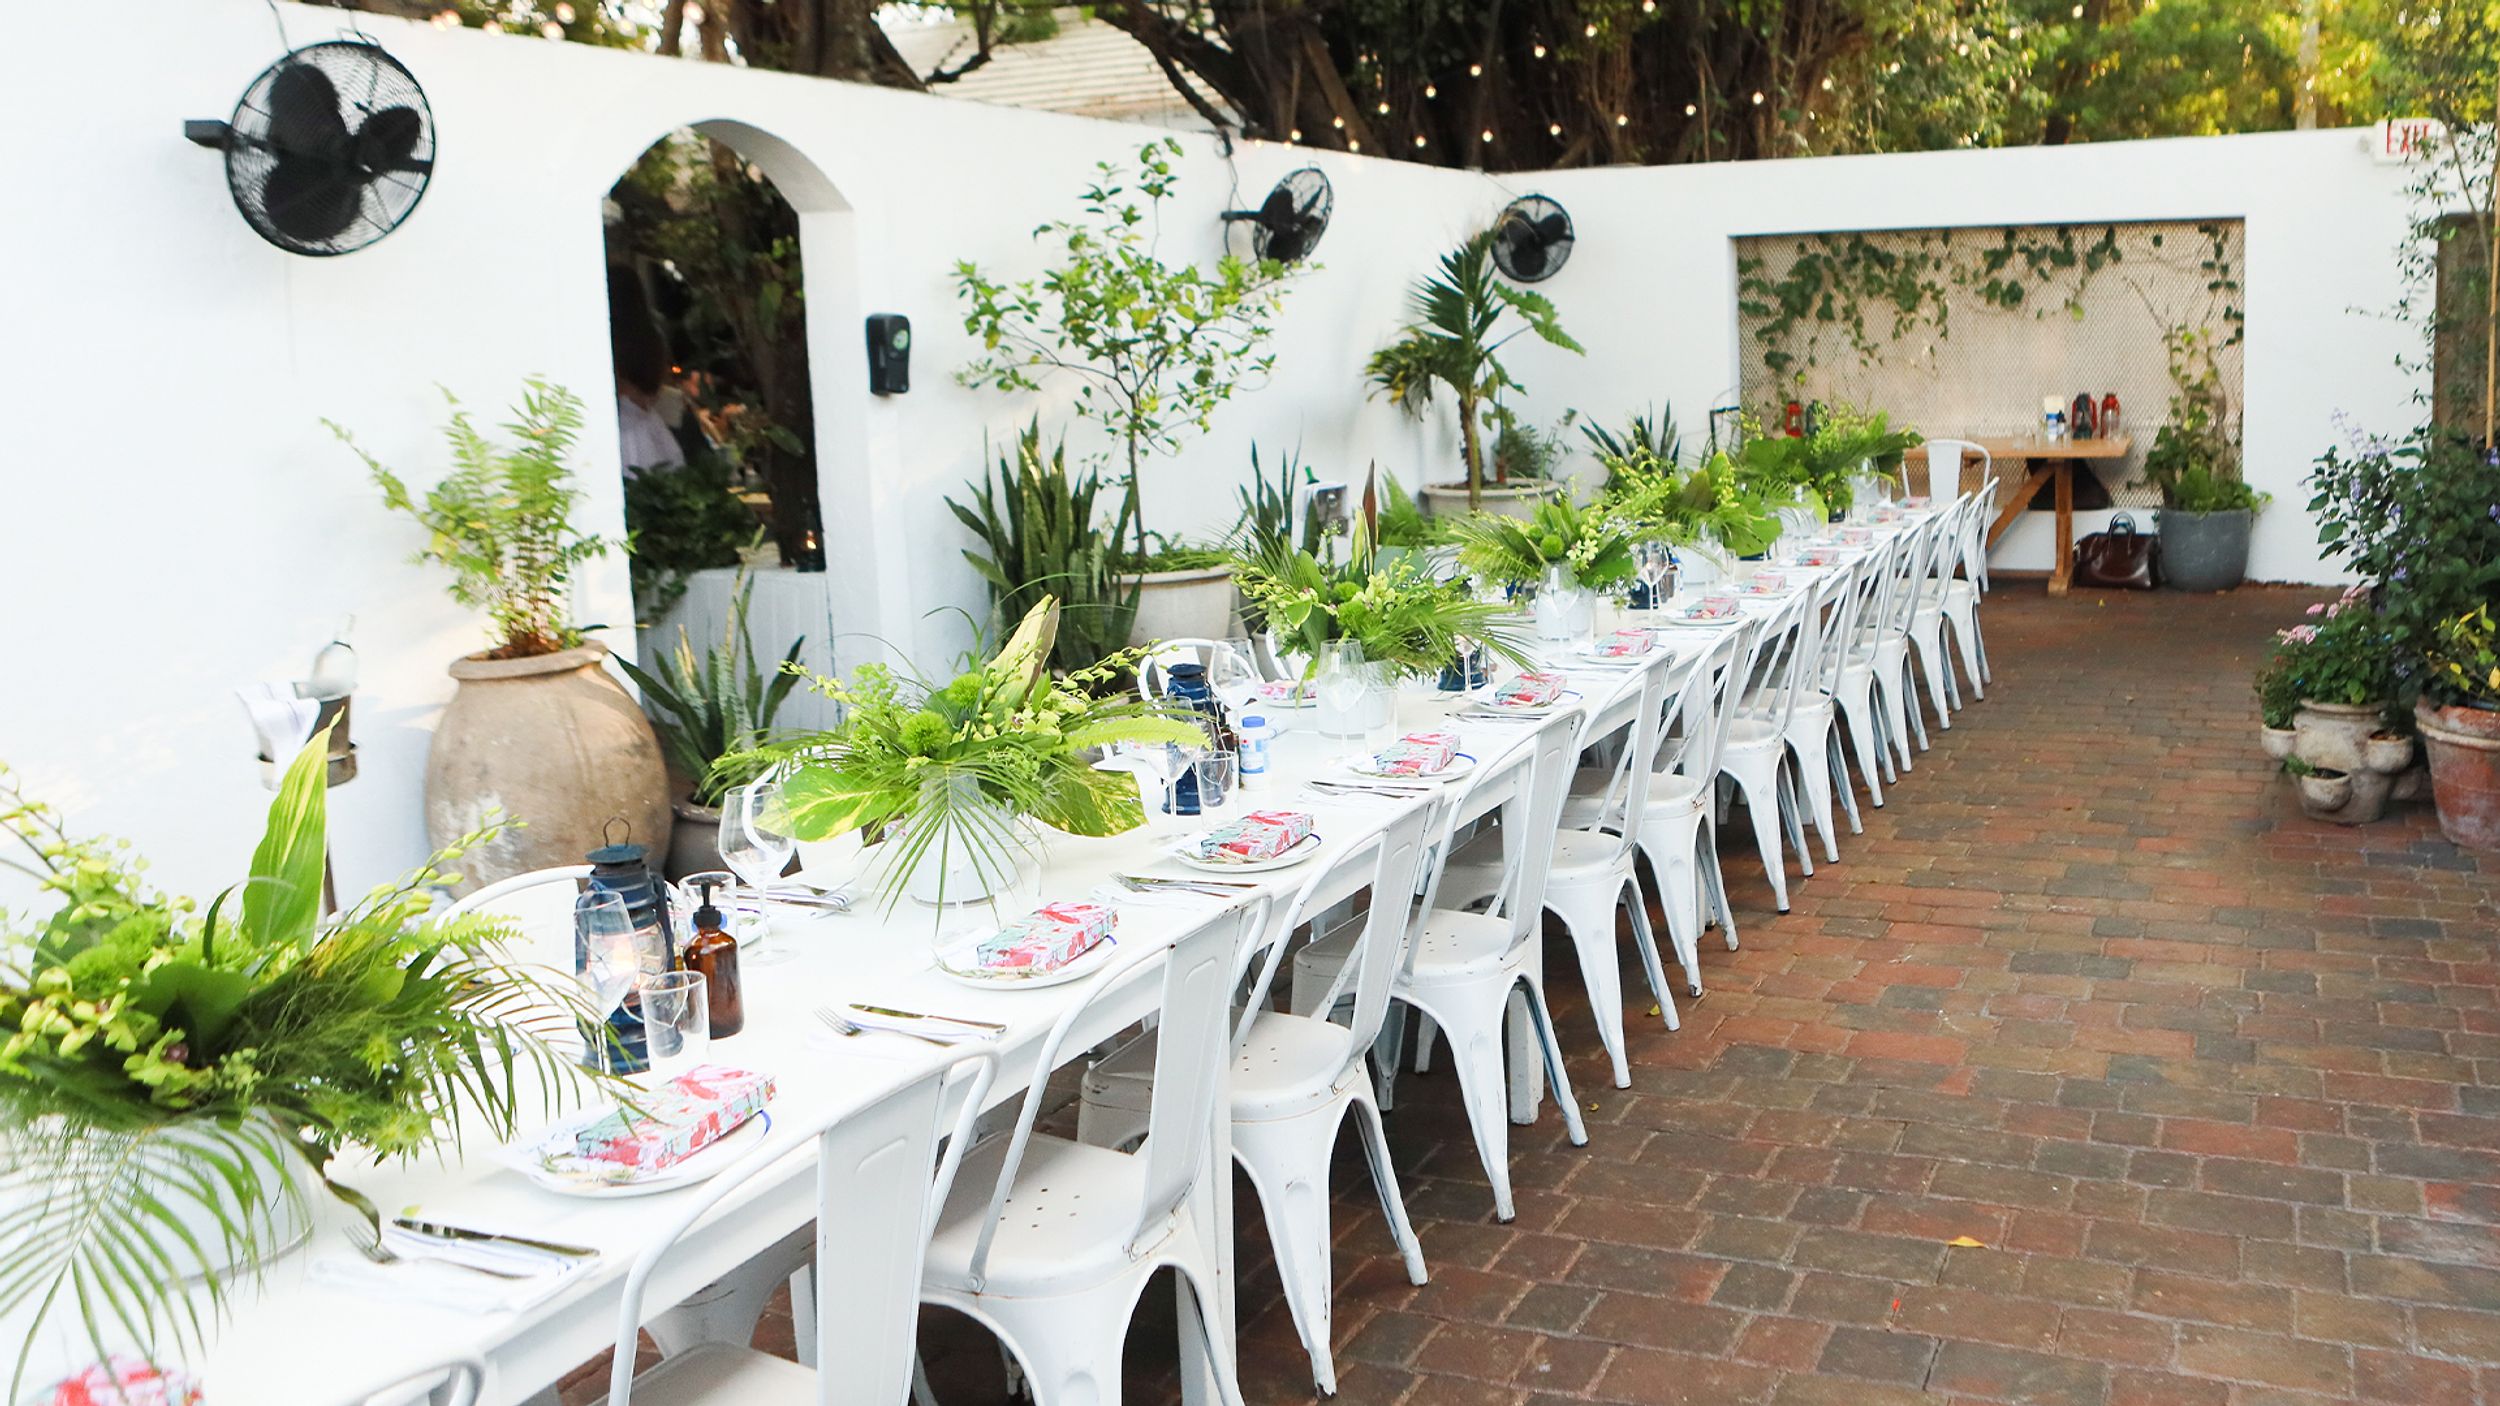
[600,119,865,733]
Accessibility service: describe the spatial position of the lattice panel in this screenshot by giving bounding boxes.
[1735,220,2247,508]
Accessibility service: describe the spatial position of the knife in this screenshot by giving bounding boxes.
[848,1002,1008,1032]
[391,1217,598,1260]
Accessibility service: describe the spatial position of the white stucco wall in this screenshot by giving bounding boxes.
[0,0,2426,898]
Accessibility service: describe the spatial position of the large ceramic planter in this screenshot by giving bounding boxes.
[2156,508,2255,592]
[2417,701,2500,850]
[1421,481,1557,522]
[1125,565,1236,646]
[2288,700,2408,825]
[430,643,672,890]
[664,798,725,881]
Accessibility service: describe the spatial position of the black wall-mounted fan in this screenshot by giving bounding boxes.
[186,41,436,257]
[1223,168,1333,265]
[1492,195,1574,283]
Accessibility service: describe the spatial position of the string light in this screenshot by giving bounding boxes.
[1751,90,1765,104]
[540,20,563,36]
[1424,83,1438,98]
[1642,0,1656,10]
[1349,139,1362,152]
[1583,23,1597,37]
[1414,134,1428,147]
[1684,103,1697,115]
[1549,122,1563,135]
[430,9,458,27]
[1377,101,1391,114]
[1532,43,1547,57]
[1469,63,1483,76]
[1616,113,1629,126]
[1481,129,1494,142]
[1332,116,1346,129]
[553,1,576,20]
[1956,41,1970,54]
[1821,76,1834,90]
[1289,128,1304,141]
[2070,3,2082,13]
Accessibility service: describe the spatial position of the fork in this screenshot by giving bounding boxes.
[334,1180,533,1278]
[817,1006,952,1046]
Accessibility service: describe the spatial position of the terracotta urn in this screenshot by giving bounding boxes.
[2416,702,2500,850]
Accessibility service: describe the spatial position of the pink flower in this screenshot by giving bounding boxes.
[2277,625,2319,645]
[2306,603,2326,616]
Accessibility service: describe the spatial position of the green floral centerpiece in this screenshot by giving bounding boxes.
[756,599,1203,911]
[0,737,598,1394]
[1233,525,1529,680]
[1447,494,1643,594]
[1590,449,1783,568]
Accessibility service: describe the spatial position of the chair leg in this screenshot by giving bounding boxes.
[1827,719,1863,835]
[1548,884,1633,1088]
[1232,1113,1352,1395]
[1896,656,1931,754]
[1348,1087,1429,1285]
[1789,722,1844,862]
[1657,840,1705,996]
[979,1275,1151,1406]
[1521,975,1589,1148]
[1778,764,1814,880]
[1411,1011,1439,1076]
[1839,684,1887,806]
[1373,1003,1407,1111]
[1722,754,1792,913]
[1949,605,1987,698]
[1624,876,1682,1015]
[1914,623,1955,727]
[1430,994,1522,1221]
[1699,817,1740,951]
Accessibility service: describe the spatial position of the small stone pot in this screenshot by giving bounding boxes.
[2295,768,2355,820]
[2363,731,2416,776]
[2290,701,2405,825]
[2260,724,2297,761]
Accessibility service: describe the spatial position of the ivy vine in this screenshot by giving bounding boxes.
[1737,221,2238,382]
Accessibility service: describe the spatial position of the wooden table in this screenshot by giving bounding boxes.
[1906,436,2132,595]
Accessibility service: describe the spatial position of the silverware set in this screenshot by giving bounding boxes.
[817,1002,1005,1047]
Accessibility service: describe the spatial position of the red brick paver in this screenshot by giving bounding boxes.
[573,586,2500,1405]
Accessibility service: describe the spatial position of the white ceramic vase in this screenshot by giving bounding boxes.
[1532,566,1595,642]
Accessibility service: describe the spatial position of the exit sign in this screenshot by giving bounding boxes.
[2375,118,2445,163]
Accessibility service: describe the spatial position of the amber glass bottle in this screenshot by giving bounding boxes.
[682,878,745,1038]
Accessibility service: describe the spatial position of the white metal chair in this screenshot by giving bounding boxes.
[1083,810,1434,1392]
[595,1046,1000,1406]
[1137,637,1232,701]
[1783,559,1870,864]
[1716,591,1818,914]
[1630,629,1751,996]
[1828,537,1901,806]
[441,864,594,971]
[922,908,1258,1406]
[349,1353,488,1406]
[1905,498,1971,725]
[1921,438,1989,504]
[1922,485,1998,696]
[1860,514,1941,764]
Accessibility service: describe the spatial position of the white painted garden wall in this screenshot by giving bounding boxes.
[0,0,2424,898]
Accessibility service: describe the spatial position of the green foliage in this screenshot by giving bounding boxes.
[746,600,1202,911]
[1229,445,1328,562]
[947,422,1141,676]
[1589,445,1787,562]
[954,139,1298,549]
[624,448,761,626]
[1232,526,1530,680]
[2140,322,2265,512]
[330,381,608,659]
[613,573,803,807]
[2307,426,2500,703]
[0,738,600,1393]
[2427,603,2500,706]
[2266,594,2401,709]
[1487,411,1578,483]
[1367,231,1583,506]
[2254,654,2304,729]
[1447,495,1645,592]
[1373,474,1445,550]
[1580,402,1684,484]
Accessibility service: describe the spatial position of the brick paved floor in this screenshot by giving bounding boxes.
[571,585,2500,1406]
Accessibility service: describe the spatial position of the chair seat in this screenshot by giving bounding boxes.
[1919,579,1978,604]
[1547,830,1629,883]
[1722,716,1784,749]
[1403,907,1518,982]
[1231,1011,1361,1120]
[925,1133,1155,1295]
[594,1343,815,1406]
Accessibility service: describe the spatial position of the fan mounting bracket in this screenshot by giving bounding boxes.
[184,120,234,150]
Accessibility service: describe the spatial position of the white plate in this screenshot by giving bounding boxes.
[1654,610,1741,628]
[933,931,1120,990]
[1171,831,1323,874]
[509,1108,770,1199]
[1342,752,1479,785]
[1251,687,1318,710]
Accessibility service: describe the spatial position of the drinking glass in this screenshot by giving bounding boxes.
[1195,750,1239,811]
[574,891,640,1019]
[1209,638,1261,710]
[719,780,798,966]
[638,970,710,1077]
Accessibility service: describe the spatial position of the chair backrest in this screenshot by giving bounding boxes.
[1807,555,1870,697]
[1445,708,1584,961]
[1567,651,1675,864]
[1922,438,1991,500]
[1734,590,1816,733]
[966,902,1261,1281]
[1872,515,1941,640]
[1242,798,1438,1057]
[1138,638,1228,701]
[1967,475,2001,590]
[605,1043,1001,1406]
[440,864,593,974]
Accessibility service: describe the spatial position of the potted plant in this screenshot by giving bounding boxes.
[1372,473,1449,571]
[1367,230,1582,517]
[0,737,600,1395]
[622,445,763,627]
[751,599,1201,913]
[1446,495,1644,642]
[2255,654,2300,760]
[2270,596,2412,824]
[1596,448,1783,583]
[2139,325,2266,591]
[1234,524,1530,734]
[2417,603,2500,848]
[948,422,1141,677]
[955,139,1297,645]
[614,572,805,879]
[333,381,671,886]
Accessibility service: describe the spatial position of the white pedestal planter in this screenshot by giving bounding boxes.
[1126,566,1236,646]
[1420,482,1556,521]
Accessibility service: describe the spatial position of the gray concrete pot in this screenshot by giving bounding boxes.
[2157,507,2254,592]
[1421,481,1557,521]
[664,798,725,881]
[1124,565,1236,646]
[428,643,672,891]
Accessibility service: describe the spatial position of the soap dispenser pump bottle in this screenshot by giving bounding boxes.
[683,878,745,1038]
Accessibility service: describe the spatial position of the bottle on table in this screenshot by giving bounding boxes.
[2100,392,2122,440]
[2070,393,2098,439]
[1237,715,1271,787]
[682,877,745,1039]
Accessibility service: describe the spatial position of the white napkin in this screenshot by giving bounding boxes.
[307,1226,597,1313]
[236,682,319,762]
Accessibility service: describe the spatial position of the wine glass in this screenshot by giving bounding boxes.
[1209,638,1261,711]
[1640,542,1676,608]
[574,891,639,1072]
[719,780,798,966]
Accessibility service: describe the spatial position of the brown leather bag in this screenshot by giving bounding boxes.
[2073,513,2160,590]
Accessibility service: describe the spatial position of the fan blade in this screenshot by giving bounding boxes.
[1510,241,1550,279]
[263,158,365,243]
[354,106,425,175]
[1257,185,1296,229]
[266,63,349,159]
[1532,212,1570,242]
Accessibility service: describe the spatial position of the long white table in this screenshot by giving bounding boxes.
[118,513,1934,1406]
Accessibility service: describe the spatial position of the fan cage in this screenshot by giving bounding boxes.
[1494,195,1574,284]
[225,40,435,257]
[1254,168,1332,264]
